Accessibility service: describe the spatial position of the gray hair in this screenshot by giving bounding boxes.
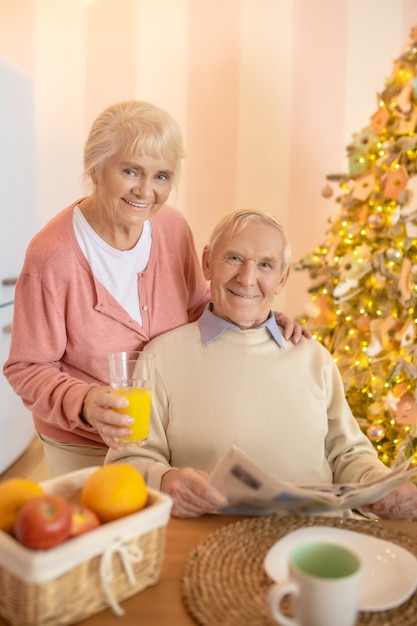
[83,100,186,185]
[207,209,291,275]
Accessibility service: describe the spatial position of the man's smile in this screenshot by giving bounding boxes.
[227,289,259,299]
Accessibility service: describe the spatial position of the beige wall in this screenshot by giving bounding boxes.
[1,0,417,316]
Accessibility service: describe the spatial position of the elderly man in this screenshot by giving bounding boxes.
[107,210,417,519]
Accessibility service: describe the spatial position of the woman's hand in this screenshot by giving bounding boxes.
[161,467,228,517]
[81,386,134,449]
[361,482,417,521]
[274,311,312,344]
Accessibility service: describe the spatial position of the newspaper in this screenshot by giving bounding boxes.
[209,445,417,515]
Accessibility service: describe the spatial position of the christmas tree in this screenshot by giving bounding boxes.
[295,26,417,468]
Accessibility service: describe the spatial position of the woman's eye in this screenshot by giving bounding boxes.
[156,172,172,183]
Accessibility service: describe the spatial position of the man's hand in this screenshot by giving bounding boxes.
[361,482,417,521]
[161,467,228,517]
[274,311,312,344]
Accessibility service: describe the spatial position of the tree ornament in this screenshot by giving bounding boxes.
[368,213,385,228]
[356,315,370,332]
[398,258,412,306]
[370,107,390,135]
[366,341,383,359]
[397,108,417,134]
[332,277,359,299]
[384,166,408,201]
[385,246,403,262]
[395,391,417,425]
[321,184,333,198]
[397,317,416,347]
[383,391,400,413]
[366,423,385,442]
[395,84,414,115]
[396,136,417,151]
[397,189,409,204]
[350,128,378,152]
[348,152,368,176]
[405,220,417,237]
[352,173,375,201]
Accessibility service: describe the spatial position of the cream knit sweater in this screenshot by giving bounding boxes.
[108,321,392,489]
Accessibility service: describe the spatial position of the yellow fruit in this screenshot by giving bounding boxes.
[80,464,147,523]
[0,478,45,533]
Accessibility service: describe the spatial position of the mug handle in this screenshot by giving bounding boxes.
[268,581,299,626]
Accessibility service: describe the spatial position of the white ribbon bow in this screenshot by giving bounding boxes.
[99,537,144,616]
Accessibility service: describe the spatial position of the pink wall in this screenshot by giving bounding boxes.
[288,0,350,313]
[85,0,138,124]
[185,0,241,250]
[1,0,417,316]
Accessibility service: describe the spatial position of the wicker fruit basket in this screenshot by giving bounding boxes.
[0,466,172,626]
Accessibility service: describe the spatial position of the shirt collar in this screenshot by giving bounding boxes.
[198,304,284,348]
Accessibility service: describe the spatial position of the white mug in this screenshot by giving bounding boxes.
[268,541,362,626]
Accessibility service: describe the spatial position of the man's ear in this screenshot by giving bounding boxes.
[202,245,211,280]
[275,266,290,295]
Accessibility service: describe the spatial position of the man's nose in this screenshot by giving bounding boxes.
[237,261,256,285]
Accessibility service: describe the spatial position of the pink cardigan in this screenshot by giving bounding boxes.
[3,201,209,446]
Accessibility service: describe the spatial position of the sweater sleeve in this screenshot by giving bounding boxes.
[3,267,99,435]
[3,206,115,444]
[323,355,392,484]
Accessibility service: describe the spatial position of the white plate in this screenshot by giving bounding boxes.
[263,526,417,611]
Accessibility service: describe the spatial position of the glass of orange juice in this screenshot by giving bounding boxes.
[108,351,155,447]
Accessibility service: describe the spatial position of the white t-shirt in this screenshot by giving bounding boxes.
[73,206,151,326]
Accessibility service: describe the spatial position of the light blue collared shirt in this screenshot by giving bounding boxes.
[198,304,285,348]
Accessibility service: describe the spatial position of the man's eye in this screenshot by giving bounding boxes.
[227,256,242,264]
[124,169,136,176]
[260,262,272,269]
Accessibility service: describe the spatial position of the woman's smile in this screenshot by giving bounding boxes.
[122,198,151,210]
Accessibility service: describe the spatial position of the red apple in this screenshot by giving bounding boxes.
[69,504,101,537]
[14,494,72,549]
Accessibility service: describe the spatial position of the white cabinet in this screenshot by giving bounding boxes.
[0,61,37,473]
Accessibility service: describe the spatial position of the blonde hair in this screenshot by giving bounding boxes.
[207,209,291,274]
[83,100,186,184]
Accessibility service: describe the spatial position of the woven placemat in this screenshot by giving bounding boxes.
[182,515,417,625]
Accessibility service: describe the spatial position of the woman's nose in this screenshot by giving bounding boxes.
[134,177,153,198]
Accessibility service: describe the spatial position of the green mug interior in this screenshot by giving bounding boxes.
[290,542,360,579]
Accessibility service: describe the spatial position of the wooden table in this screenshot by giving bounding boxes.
[77,516,417,625]
[1,515,416,625]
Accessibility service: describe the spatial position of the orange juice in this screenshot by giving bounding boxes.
[112,387,152,445]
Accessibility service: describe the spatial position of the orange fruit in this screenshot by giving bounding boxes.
[80,464,147,523]
[0,478,45,533]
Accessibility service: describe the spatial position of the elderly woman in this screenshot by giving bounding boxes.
[4,101,304,477]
